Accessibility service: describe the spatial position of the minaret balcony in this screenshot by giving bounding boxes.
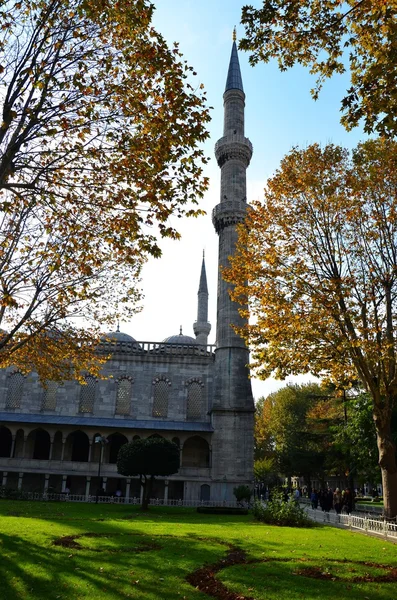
[215,135,253,168]
[212,200,249,233]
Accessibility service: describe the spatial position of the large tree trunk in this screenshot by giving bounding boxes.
[375,417,397,518]
[141,475,154,511]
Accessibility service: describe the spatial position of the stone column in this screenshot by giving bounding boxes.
[2,472,8,487]
[102,476,107,492]
[140,483,144,504]
[88,441,93,463]
[60,438,66,461]
[49,438,54,461]
[44,474,50,493]
[61,475,67,493]
[85,476,91,499]
[18,472,24,491]
[21,437,27,459]
[10,436,15,458]
[125,478,131,500]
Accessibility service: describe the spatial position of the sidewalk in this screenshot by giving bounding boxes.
[301,504,397,543]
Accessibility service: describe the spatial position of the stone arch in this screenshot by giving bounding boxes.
[152,375,171,417]
[115,376,133,415]
[27,428,51,460]
[107,432,128,464]
[186,378,204,420]
[182,436,210,468]
[0,426,12,457]
[172,437,180,448]
[66,430,89,462]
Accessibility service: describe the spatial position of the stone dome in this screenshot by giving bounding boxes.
[162,328,198,345]
[101,330,137,343]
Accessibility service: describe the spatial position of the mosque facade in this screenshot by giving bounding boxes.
[0,39,255,503]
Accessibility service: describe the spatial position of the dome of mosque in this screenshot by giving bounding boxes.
[162,327,198,345]
[101,329,137,343]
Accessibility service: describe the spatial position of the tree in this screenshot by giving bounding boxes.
[254,395,274,460]
[240,1,397,136]
[332,392,380,489]
[0,0,210,381]
[226,139,397,517]
[257,384,332,489]
[117,437,180,510]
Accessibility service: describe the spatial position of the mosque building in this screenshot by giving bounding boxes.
[0,36,255,503]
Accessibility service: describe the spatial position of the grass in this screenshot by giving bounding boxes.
[0,500,396,600]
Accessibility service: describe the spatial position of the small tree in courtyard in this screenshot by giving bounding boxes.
[117,437,180,510]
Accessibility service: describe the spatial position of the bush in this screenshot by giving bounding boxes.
[252,492,313,527]
[233,485,252,504]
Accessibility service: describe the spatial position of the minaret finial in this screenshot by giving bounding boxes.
[179,325,182,335]
[233,26,236,42]
[116,320,120,332]
[203,249,205,259]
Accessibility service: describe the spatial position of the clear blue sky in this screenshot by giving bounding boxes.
[124,0,366,400]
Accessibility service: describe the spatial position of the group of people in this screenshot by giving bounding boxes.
[310,487,354,514]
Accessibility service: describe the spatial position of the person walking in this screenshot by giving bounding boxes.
[333,488,342,514]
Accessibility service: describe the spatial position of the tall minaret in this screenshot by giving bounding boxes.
[210,29,254,496]
[193,252,211,345]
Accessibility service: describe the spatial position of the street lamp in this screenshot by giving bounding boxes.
[94,435,108,504]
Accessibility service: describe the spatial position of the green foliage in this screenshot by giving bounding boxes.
[233,485,252,504]
[255,383,332,484]
[332,393,380,486]
[252,493,313,528]
[254,457,280,488]
[117,437,180,478]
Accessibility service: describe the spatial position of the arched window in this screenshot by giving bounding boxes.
[41,381,58,410]
[79,376,96,413]
[115,377,133,415]
[152,376,171,418]
[107,433,128,464]
[182,436,210,468]
[200,484,211,502]
[6,372,24,408]
[186,378,204,420]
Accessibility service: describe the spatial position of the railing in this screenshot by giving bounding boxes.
[0,490,239,507]
[302,505,397,539]
[99,340,216,356]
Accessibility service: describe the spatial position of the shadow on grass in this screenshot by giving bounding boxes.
[1,501,397,600]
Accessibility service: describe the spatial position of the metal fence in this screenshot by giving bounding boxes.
[0,490,239,508]
[302,505,397,539]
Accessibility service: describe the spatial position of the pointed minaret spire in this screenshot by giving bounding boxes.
[210,35,254,486]
[225,29,244,92]
[193,253,211,345]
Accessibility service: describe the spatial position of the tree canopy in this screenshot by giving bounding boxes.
[117,437,180,509]
[240,1,397,136]
[0,0,210,381]
[226,138,397,517]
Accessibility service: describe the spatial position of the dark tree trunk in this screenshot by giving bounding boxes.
[141,475,154,511]
[374,410,397,518]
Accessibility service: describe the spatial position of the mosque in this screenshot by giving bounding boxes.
[0,37,255,503]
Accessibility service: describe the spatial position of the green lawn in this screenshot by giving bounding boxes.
[0,501,396,600]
